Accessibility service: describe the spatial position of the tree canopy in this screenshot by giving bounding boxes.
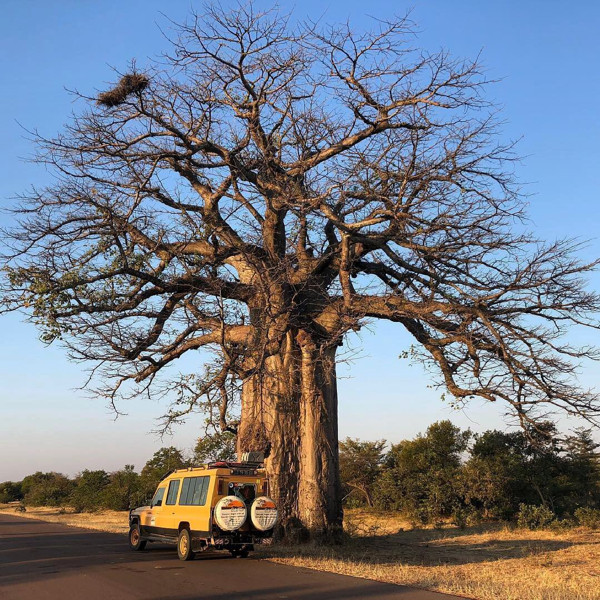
[2,3,599,533]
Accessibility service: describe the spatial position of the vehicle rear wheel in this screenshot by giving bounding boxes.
[128,523,146,551]
[177,528,195,561]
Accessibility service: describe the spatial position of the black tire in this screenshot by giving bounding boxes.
[177,529,195,561]
[129,523,147,551]
[238,549,250,558]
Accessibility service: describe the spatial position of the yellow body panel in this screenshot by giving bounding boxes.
[133,465,268,538]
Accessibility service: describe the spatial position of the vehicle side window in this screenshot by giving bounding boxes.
[166,479,180,505]
[151,486,165,507]
[179,476,210,506]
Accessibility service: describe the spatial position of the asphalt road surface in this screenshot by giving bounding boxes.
[0,513,466,600]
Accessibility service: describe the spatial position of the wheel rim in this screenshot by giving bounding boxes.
[179,534,188,555]
[131,529,139,545]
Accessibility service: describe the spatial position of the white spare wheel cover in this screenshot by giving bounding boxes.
[250,496,278,531]
[214,497,247,531]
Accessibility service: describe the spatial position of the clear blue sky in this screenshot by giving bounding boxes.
[1,1,599,481]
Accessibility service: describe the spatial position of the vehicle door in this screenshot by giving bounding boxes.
[159,478,182,536]
[143,485,167,535]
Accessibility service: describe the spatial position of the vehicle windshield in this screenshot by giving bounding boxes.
[151,486,165,507]
[228,483,256,503]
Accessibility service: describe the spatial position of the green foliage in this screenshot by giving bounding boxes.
[342,420,600,528]
[5,420,599,525]
[374,421,470,524]
[516,504,556,530]
[0,481,23,503]
[451,505,482,529]
[339,438,386,507]
[193,432,237,464]
[71,470,110,512]
[21,472,73,506]
[562,429,600,512]
[463,424,600,519]
[462,430,531,519]
[574,507,600,529]
[139,447,187,500]
[101,465,141,510]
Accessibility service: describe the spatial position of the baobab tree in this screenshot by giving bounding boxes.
[2,4,600,537]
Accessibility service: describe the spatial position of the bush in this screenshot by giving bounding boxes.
[452,506,482,529]
[574,507,600,529]
[548,517,576,532]
[21,472,73,507]
[0,481,23,503]
[516,503,555,530]
[71,470,110,512]
[101,466,140,510]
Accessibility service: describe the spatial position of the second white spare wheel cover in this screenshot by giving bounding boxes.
[250,496,278,531]
[214,496,247,531]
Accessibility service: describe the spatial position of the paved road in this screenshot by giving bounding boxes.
[0,513,465,600]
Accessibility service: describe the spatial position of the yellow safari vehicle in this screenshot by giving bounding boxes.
[128,459,278,560]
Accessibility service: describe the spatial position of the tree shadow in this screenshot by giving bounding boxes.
[260,522,590,567]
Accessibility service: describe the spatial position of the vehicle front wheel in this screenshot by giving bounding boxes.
[177,529,195,561]
[128,523,146,551]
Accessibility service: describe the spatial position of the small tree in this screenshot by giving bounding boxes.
[376,421,470,524]
[139,447,187,499]
[563,428,600,510]
[0,481,23,503]
[339,438,386,507]
[102,465,141,510]
[21,472,73,507]
[193,431,237,464]
[71,470,110,512]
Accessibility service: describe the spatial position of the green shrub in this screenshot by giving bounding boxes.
[0,481,23,503]
[516,503,555,530]
[548,517,576,532]
[574,507,600,529]
[452,506,482,529]
[71,470,110,512]
[21,472,73,507]
[101,466,140,510]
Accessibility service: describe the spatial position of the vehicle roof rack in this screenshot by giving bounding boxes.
[159,469,175,482]
[207,460,264,469]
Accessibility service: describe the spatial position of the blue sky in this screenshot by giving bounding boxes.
[1,1,599,481]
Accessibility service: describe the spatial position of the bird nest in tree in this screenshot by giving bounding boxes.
[97,73,149,107]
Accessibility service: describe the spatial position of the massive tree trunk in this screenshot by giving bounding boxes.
[237,329,342,539]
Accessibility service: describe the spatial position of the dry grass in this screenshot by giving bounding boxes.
[260,510,600,600]
[2,505,599,599]
[0,504,129,534]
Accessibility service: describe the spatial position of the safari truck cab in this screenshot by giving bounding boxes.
[128,455,278,560]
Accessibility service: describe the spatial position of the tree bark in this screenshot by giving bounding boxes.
[237,330,343,539]
[297,332,343,539]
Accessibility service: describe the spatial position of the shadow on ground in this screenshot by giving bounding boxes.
[259,521,595,567]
